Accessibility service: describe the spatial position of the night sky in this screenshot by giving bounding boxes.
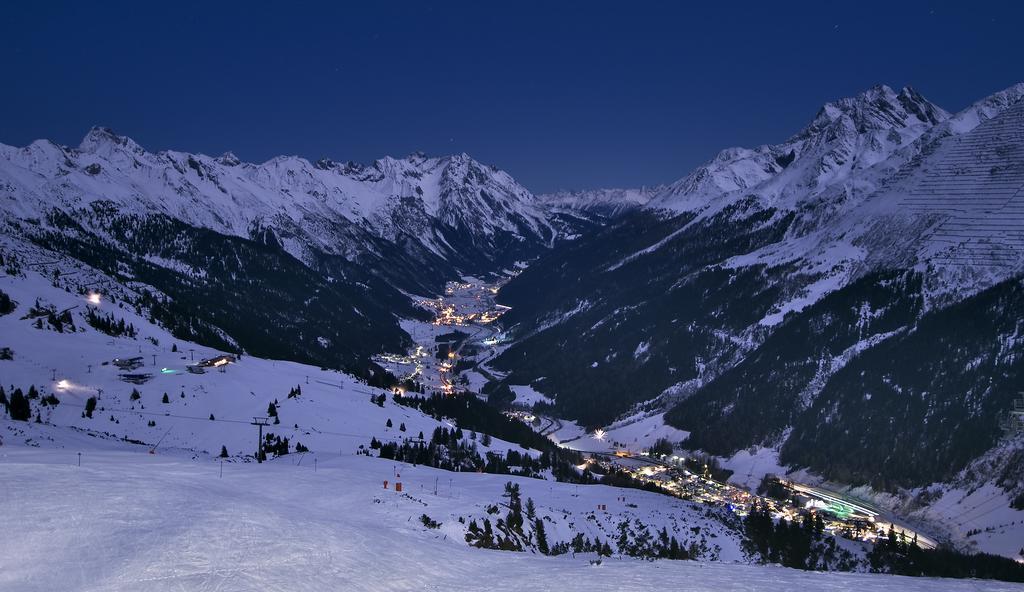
[2,1,1022,193]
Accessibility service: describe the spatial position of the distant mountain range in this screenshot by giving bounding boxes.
[539,187,658,217]
[0,129,581,294]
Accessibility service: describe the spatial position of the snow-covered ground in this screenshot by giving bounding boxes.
[910,483,1024,561]
[509,384,554,407]
[4,446,1020,592]
[548,412,689,454]
[721,446,788,489]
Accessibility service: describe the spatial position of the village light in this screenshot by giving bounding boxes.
[87,292,101,305]
[593,428,606,441]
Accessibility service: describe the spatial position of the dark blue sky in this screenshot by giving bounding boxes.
[2,1,1022,192]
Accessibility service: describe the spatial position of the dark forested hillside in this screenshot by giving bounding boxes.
[667,270,925,457]
[493,203,797,426]
[780,275,1024,489]
[20,207,414,375]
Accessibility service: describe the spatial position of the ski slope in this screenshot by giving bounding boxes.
[2,447,1019,592]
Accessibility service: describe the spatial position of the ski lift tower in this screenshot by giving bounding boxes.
[251,417,270,463]
[1000,394,1024,435]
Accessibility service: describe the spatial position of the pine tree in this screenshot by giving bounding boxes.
[267,402,277,417]
[399,422,406,432]
[220,445,229,458]
[386,418,393,428]
[534,518,549,554]
[0,289,14,315]
[84,396,97,419]
[8,388,31,421]
[503,482,523,532]
[669,536,682,559]
[161,393,169,404]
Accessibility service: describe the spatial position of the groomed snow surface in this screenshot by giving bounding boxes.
[3,447,1020,592]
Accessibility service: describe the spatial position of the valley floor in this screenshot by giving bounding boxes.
[2,445,1020,592]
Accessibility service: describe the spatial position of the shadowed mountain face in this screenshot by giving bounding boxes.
[491,83,1024,491]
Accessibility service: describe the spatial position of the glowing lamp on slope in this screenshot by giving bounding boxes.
[86,293,101,305]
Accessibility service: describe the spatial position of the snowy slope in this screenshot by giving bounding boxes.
[6,447,1020,592]
[0,260,535,461]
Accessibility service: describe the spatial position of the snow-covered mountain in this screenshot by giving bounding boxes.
[646,85,949,214]
[0,129,560,295]
[0,129,591,373]
[637,83,1024,291]
[490,83,1024,549]
[540,187,659,217]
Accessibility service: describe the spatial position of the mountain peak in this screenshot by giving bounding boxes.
[79,126,146,155]
[896,85,948,126]
[801,84,948,139]
[218,151,241,166]
[407,150,429,164]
